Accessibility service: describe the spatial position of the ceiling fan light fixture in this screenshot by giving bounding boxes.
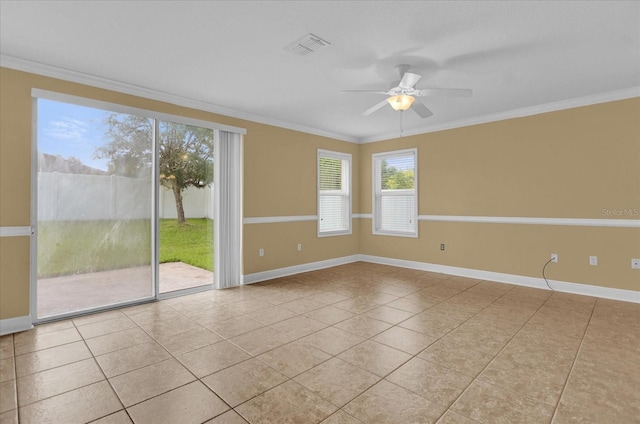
[387,94,415,111]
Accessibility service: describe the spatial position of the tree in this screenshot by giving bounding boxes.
[158,123,213,224]
[95,113,214,224]
[381,160,414,189]
[319,157,342,191]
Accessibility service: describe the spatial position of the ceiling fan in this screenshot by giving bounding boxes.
[343,64,472,119]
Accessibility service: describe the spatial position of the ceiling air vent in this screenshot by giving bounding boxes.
[284,33,331,56]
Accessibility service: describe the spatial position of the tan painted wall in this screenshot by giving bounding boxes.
[244,125,359,218]
[0,66,638,320]
[359,100,640,217]
[0,237,30,319]
[358,99,640,292]
[0,67,359,319]
[244,221,359,275]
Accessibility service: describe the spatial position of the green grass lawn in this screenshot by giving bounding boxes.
[159,219,213,271]
[38,218,213,278]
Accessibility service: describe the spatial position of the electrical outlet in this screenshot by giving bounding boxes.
[259,248,264,257]
[551,253,558,263]
[440,243,445,251]
[589,256,598,266]
[632,259,640,269]
[297,243,302,251]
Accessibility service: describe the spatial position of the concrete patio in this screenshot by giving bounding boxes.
[37,262,213,318]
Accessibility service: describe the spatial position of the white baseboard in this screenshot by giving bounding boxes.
[0,315,33,336]
[243,255,361,285]
[242,254,639,304]
[358,254,640,304]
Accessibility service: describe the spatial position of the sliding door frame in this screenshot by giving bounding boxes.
[29,89,245,323]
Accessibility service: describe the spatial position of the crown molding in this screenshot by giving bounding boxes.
[0,54,359,143]
[359,86,640,143]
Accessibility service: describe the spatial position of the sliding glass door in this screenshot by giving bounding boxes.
[33,94,235,320]
[35,99,154,319]
[157,119,214,294]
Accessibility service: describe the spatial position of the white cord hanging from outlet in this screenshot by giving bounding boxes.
[542,255,557,291]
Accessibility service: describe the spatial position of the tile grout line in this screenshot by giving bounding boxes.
[203,296,395,422]
[88,293,340,422]
[12,319,132,423]
[204,279,452,422]
[391,284,521,422]
[548,297,598,423]
[12,334,20,424]
[298,278,505,421]
[13,310,223,421]
[87,309,237,423]
[429,288,556,423]
[74,318,132,424]
[111,311,237,417]
[116,296,359,422]
[261,280,507,422]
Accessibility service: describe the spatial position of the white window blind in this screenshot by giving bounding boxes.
[318,150,351,236]
[373,149,418,237]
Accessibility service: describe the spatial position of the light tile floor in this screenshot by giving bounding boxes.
[1,262,638,424]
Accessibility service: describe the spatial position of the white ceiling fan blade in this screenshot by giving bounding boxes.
[398,72,421,89]
[411,100,433,119]
[417,88,473,97]
[363,99,390,116]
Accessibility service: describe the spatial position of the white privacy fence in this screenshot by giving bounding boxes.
[38,172,214,221]
[159,182,214,220]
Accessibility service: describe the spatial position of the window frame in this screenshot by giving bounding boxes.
[317,149,352,237]
[372,148,418,238]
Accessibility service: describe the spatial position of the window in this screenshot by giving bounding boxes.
[318,149,351,236]
[373,148,418,237]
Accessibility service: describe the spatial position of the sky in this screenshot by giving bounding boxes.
[37,99,213,173]
[37,98,112,171]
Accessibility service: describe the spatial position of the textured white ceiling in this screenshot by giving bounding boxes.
[1,1,639,142]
